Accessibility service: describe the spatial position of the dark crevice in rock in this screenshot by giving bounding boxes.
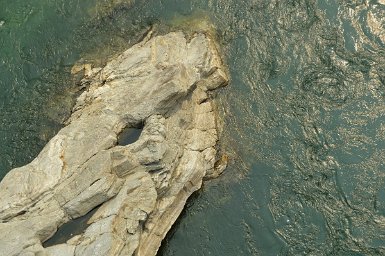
[117,124,143,146]
[42,204,101,248]
[199,97,210,104]
[89,178,101,187]
[147,165,164,174]
[14,210,27,218]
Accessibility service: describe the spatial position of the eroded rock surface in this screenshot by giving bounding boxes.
[0,31,228,256]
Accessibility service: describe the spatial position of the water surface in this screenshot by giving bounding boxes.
[1,0,385,255]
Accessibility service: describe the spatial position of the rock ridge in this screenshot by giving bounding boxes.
[0,30,228,256]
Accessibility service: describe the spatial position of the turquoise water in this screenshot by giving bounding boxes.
[2,0,385,255]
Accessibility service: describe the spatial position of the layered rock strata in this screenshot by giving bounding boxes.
[0,31,228,256]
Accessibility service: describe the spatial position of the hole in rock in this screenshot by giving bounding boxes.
[43,205,101,248]
[117,124,143,146]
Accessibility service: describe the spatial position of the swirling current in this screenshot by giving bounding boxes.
[1,0,385,255]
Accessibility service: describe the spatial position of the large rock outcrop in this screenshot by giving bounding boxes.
[0,30,228,256]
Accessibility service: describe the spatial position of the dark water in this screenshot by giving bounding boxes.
[43,205,101,247]
[117,126,143,146]
[1,0,385,255]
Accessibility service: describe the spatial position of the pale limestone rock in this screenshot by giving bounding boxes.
[0,31,228,256]
[367,10,385,44]
[46,244,75,256]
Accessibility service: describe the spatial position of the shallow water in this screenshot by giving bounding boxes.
[1,0,385,255]
[117,126,143,146]
[43,204,101,247]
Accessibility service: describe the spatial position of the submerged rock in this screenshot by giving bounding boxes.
[0,30,228,256]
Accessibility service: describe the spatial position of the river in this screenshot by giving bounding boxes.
[1,0,385,255]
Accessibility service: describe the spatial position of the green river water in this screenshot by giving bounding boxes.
[1,0,385,255]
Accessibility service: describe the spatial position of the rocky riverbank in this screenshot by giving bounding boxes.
[0,30,228,255]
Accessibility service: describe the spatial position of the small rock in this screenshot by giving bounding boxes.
[205,154,228,180]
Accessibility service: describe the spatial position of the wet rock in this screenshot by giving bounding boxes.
[0,30,228,256]
[367,9,385,44]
